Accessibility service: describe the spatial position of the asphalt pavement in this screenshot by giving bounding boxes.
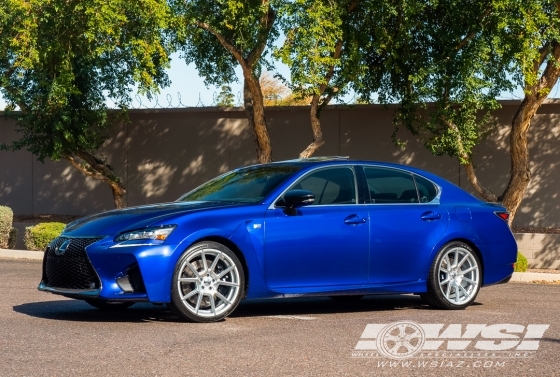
[1,258,559,377]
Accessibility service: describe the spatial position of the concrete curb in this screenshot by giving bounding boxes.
[510,272,560,282]
[0,249,44,260]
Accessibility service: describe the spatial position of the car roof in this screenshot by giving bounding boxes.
[266,157,437,176]
[264,158,481,203]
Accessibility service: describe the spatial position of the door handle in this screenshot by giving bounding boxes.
[421,211,441,220]
[344,215,367,224]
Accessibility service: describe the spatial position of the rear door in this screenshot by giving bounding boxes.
[362,166,449,284]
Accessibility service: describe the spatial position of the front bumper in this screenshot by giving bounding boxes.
[38,236,179,303]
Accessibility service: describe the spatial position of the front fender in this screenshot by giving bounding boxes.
[138,228,237,303]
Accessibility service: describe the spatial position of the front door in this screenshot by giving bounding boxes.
[264,166,369,289]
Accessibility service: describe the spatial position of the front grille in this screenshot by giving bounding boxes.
[44,237,102,290]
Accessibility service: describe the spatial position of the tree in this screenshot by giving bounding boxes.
[0,0,171,208]
[276,0,419,158]
[276,0,365,158]
[359,0,560,224]
[215,85,236,106]
[259,72,309,106]
[172,0,279,163]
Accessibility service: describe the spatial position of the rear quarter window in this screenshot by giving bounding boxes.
[414,175,438,203]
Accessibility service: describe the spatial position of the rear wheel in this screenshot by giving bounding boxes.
[169,241,245,323]
[424,242,481,310]
[85,300,135,310]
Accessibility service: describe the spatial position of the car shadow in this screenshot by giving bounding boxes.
[13,294,476,323]
[13,300,182,323]
[14,295,483,323]
[230,295,429,318]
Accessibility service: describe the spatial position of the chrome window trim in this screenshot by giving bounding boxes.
[361,165,441,205]
[269,165,360,210]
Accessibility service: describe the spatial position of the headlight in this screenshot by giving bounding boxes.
[114,225,176,243]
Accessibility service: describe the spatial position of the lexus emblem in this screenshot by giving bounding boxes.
[55,240,71,255]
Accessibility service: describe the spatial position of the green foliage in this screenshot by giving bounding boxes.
[275,0,367,103]
[354,1,517,161]
[515,252,528,273]
[24,222,66,251]
[170,0,279,86]
[216,85,236,106]
[0,205,14,249]
[0,0,172,163]
[8,228,17,249]
[354,0,560,167]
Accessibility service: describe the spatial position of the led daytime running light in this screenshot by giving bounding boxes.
[115,226,176,242]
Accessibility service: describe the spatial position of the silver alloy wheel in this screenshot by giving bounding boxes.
[176,246,241,318]
[437,246,480,305]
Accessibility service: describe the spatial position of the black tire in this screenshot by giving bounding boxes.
[85,299,135,310]
[169,241,245,323]
[424,241,481,310]
[329,295,364,301]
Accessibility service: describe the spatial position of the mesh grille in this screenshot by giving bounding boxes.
[44,237,102,290]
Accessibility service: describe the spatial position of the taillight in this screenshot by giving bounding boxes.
[495,212,509,222]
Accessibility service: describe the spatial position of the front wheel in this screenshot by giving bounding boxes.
[424,242,481,310]
[169,241,245,323]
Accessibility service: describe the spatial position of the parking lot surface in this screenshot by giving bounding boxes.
[1,258,559,377]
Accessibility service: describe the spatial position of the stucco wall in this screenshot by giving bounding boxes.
[1,101,560,227]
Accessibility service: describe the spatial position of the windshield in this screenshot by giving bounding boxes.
[178,164,302,203]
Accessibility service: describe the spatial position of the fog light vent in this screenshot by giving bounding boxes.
[116,275,134,293]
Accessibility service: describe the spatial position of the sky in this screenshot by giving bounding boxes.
[1,52,559,110]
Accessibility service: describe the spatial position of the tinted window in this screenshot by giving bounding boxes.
[364,167,418,204]
[414,175,438,203]
[287,167,356,205]
[179,165,301,203]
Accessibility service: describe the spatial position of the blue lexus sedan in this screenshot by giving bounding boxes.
[39,157,517,322]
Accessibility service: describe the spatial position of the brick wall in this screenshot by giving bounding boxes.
[515,233,560,269]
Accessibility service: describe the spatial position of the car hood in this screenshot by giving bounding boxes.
[62,201,238,237]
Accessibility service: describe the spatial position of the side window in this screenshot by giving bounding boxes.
[364,167,418,204]
[414,175,438,203]
[289,167,357,205]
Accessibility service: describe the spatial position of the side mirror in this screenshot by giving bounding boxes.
[282,190,315,211]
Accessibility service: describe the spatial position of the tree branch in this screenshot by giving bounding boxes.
[455,7,492,52]
[462,160,498,202]
[195,21,248,71]
[64,154,111,183]
[440,118,498,201]
[247,5,275,67]
[538,42,550,67]
[536,41,560,99]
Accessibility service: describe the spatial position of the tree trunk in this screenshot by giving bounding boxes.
[243,74,272,163]
[500,43,560,224]
[299,95,325,158]
[64,151,127,209]
[110,183,127,209]
[196,4,275,164]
